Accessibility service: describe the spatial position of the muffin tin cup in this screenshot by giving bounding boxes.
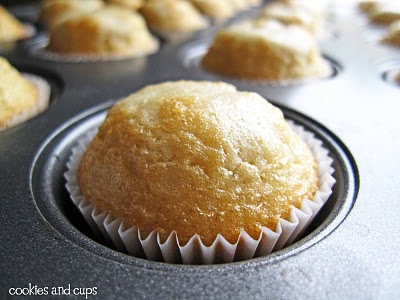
[0,73,51,131]
[64,119,335,265]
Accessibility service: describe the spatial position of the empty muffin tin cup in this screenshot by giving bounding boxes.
[64,118,335,265]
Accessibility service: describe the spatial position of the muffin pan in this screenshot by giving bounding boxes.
[1,0,399,298]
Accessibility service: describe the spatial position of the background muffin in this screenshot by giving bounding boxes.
[107,0,144,10]
[39,0,104,28]
[78,81,320,246]
[382,20,400,46]
[0,57,48,131]
[139,0,208,34]
[368,2,400,25]
[0,5,27,42]
[189,0,236,22]
[47,6,158,57]
[259,3,321,36]
[201,19,328,81]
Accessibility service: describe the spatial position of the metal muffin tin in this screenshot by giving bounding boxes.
[1,1,399,299]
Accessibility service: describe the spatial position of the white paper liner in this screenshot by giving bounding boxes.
[0,74,51,131]
[65,121,335,264]
[30,39,159,63]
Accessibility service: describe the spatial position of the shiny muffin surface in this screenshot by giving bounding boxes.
[79,81,319,246]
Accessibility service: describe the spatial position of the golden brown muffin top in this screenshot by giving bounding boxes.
[396,71,400,83]
[107,0,144,10]
[259,3,320,34]
[0,6,27,42]
[139,0,207,32]
[79,81,319,246]
[189,0,235,21]
[39,0,105,27]
[47,6,158,56]
[359,0,393,13]
[0,57,39,129]
[368,2,400,25]
[382,20,400,46]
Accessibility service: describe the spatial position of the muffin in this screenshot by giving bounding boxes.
[358,0,392,13]
[382,20,400,46]
[201,19,329,81]
[396,71,400,84]
[39,0,105,28]
[139,0,208,34]
[0,6,28,43]
[107,0,144,10]
[0,57,48,131]
[77,81,320,247]
[359,0,380,13]
[259,3,321,35]
[368,2,400,25]
[226,0,261,11]
[47,6,158,57]
[189,0,236,21]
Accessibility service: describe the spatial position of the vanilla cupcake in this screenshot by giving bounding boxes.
[189,0,235,21]
[259,3,321,35]
[382,20,400,46]
[66,81,335,263]
[47,6,158,58]
[201,19,329,82]
[358,0,393,13]
[139,0,208,35]
[107,0,144,10]
[39,0,105,28]
[0,6,28,43]
[396,71,400,84]
[368,2,400,25]
[226,0,260,11]
[0,57,49,131]
[279,0,326,20]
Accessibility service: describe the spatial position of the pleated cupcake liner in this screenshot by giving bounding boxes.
[65,120,335,264]
[1,73,51,131]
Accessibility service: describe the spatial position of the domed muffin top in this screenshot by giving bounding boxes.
[78,81,319,246]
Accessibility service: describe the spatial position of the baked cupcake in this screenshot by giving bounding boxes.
[259,3,321,35]
[39,0,105,28]
[359,0,379,13]
[226,0,261,11]
[0,57,49,131]
[189,0,235,21]
[382,20,400,46]
[201,19,329,82]
[368,2,400,25]
[66,80,335,263]
[139,0,208,35]
[0,6,28,43]
[396,71,400,84]
[47,6,158,58]
[358,0,393,13]
[107,0,144,10]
